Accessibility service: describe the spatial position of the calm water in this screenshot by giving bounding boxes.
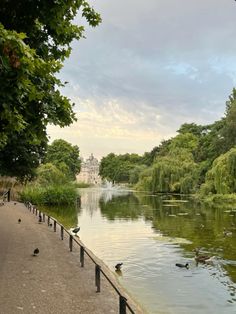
[43,188,236,313]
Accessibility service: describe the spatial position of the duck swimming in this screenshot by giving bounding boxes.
[194,248,213,263]
[223,228,232,237]
[175,263,189,269]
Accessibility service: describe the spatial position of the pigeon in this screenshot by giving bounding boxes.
[18,218,21,224]
[175,263,189,269]
[33,248,39,256]
[115,263,123,271]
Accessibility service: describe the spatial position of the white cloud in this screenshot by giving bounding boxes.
[51,0,236,159]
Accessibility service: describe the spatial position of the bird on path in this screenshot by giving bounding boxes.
[33,248,39,256]
[18,218,21,224]
[115,263,123,271]
[175,263,189,269]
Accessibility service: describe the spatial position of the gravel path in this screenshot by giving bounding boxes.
[0,202,140,314]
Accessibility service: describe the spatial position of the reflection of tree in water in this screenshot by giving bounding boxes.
[79,188,131,217]
[40,204,78,228]
[136,193,236,284]
[99,193,144,220]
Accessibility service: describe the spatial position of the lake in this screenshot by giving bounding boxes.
[43,187,236,313]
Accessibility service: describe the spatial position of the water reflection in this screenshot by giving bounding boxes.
[79,189,236,313]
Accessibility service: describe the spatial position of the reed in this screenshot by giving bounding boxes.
[20,183,78,205]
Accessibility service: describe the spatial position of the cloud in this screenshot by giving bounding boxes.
[50,0,236,158]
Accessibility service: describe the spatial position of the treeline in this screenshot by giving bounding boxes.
[99,89,236,196]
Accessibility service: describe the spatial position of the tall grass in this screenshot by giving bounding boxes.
[20,184,78,205]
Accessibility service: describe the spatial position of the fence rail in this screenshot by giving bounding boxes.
[25,201,136,314]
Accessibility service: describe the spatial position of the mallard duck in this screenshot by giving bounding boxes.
[193,248,212,263]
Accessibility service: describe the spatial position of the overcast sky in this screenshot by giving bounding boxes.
[48,0,236,159]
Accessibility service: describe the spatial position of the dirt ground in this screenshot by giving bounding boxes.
[0,201,142,314]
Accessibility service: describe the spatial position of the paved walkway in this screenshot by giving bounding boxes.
[0,202,141,314]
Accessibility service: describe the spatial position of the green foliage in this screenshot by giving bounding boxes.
[201,148,236,195]
[219,88,236,152]
[36,163,68,185]
[45,139,81,180]
[135,167,153,191]
[99,153,144,183]
[0,0,101,61]
[129,165,147,185]
[20,183,77,205]
[0,1,100,179]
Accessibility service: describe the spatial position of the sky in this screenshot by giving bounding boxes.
[47,0,236,160]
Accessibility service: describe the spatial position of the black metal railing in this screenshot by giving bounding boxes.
[24,201,136,314]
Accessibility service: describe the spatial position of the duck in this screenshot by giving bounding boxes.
[223,228,232,237]
[115,263,123,271]
[193,248,212,263]
[175,263,189,269]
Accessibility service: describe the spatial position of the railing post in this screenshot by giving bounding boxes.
[32,207,35,214]
[95,264,101,293]
[7,189,10,202]
[43,213,45,222]
[119,296,127,314]
[54,220,56,232]
[35,208,38,216]
[48,216,50,226]
[60,226,64,240]
[69,235,73,251]
[80,246,84,267]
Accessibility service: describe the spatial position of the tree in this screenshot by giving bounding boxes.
[219,88,236,152]
[201,148,236,195]
[99,153,145,184]
[36,163,68,185]
[45,139,81,180]
[0,1,101,178]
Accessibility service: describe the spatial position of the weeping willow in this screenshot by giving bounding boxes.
[203,148,236,194]
[141,148,199,194]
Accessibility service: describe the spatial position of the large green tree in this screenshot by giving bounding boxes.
[0,1,101,179]
[45,139,81,180]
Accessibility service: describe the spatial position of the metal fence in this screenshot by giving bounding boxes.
[25,201,136,314]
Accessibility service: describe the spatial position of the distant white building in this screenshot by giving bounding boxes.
[76,153,102,185]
